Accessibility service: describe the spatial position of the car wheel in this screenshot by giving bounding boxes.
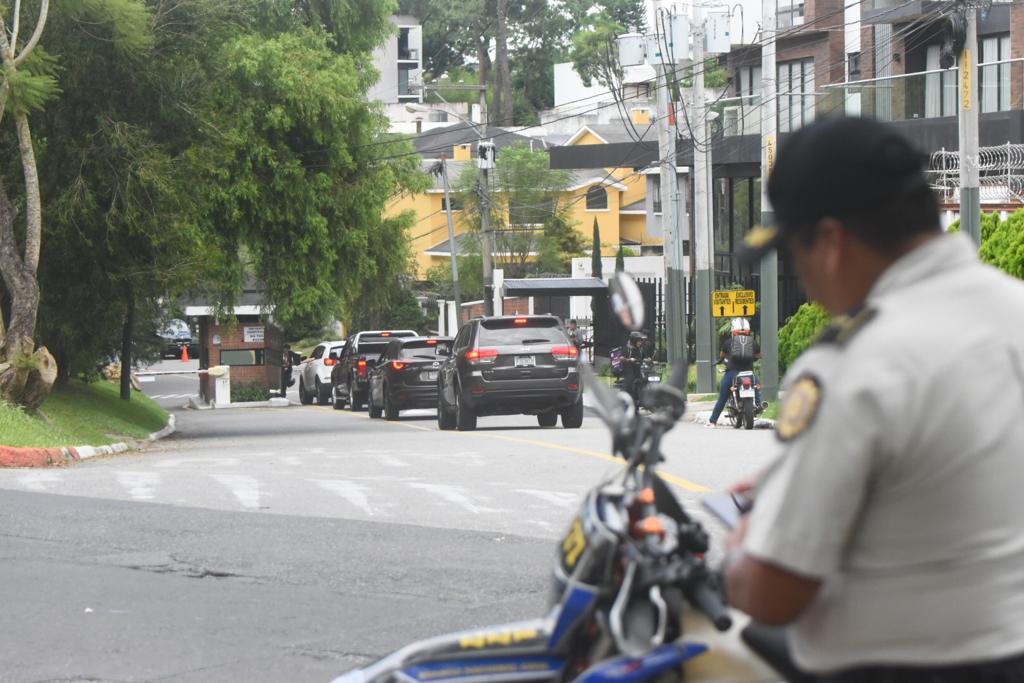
[537,411,558,428]
[437,385,456,431]
[367,389,382,418]
[454,384,477,431]
[316,378,332,405]
[299,378,313,405]
[561,398,584,429]
[384,387,400,421]
[348,382,363,411]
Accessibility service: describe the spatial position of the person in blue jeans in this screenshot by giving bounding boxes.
[708,318,762,428]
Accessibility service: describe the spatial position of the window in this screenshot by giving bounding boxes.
[777,0,804,28]
[737,65,761,102]
[441,196,462,211]
[980,34,1011,113]
[924,45,957,118]
[398,64,417,98]
[848,52,862,79]
[220,349,265,366]
[398,28,416,61]
[777,58,815,133]
[649,176,662,214]
[312,345,325,360]
[586,185,608,211]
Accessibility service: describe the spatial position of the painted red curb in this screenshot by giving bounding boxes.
[0,446,79,468]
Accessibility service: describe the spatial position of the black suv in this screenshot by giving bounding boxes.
[332,330,417,410]
[437,315,583,431]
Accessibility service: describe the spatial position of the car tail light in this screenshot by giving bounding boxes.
[551,345,578,361]
[465,348,498,364]
[426,339,438,345]
[742,378,752,388]
[357,358,368,377]
[324,358,337,366]
[381,332,391,337]
[567,383,579,391]
[471,386,486,394]
[514,318,528,324]
[391,361,407,371]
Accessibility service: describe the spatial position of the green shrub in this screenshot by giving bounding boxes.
[778,302,830,372]
[231,382,271,403]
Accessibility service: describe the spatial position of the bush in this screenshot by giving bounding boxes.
[231,382,271,403]
[778,302,830,372]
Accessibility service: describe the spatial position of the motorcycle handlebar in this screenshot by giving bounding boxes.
[686,582,733,632]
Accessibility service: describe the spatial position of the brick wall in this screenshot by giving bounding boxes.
[198,317,284,397]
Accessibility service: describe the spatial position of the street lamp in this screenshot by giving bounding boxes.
[405,101,496,318]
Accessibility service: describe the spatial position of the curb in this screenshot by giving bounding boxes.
[0,414,176,468]
[188,397,292,410]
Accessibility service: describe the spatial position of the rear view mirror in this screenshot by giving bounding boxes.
[610,272,645,331]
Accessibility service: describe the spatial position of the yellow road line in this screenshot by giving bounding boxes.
[318,406,711,493]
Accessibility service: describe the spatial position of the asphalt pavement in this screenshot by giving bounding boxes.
[0,388,779,682]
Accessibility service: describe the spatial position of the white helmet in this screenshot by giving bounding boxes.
[731,317,751,334]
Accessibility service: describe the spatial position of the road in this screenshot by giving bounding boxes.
[0,391,779,682]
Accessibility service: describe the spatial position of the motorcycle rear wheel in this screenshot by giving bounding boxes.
[742,397,755,430]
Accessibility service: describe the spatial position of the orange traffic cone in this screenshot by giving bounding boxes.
[181,344,190,362]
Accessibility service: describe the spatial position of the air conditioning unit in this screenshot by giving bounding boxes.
[723,106,741,137]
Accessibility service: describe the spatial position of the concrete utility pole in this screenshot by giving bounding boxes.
[959,4,981,246]
[656,62,686,370]
[478,89,496,315]
[760,0,780,400]
[440,157,463,325]
[691,15,716,393]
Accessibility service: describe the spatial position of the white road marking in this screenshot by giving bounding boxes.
[210,474,261,509]
[514,488,579,510]
[16,471,64,492]
[408,483,505,515]
[309,479,374,516]
[116,471,161,501]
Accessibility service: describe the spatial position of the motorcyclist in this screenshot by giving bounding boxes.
[706,318,761,428]
[621,330,648,406]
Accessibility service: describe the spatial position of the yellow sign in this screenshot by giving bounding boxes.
[765,134,777,175]
[712,290,757,317]
[961,48,972,110]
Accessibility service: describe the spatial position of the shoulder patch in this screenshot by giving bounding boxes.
[776,374,822,442]
[815,306,877,347]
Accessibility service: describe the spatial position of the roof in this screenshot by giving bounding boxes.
[414,124,545,158]
[502,277,608,297]
[565,123,657,147]
[422,159,472,191]
[182,276,273,316]
[621,199,646,212]
[566,169,628,192]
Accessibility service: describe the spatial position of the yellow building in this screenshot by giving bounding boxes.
[386,123,662,279]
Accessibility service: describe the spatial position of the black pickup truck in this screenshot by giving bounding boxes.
[331,330,417,410]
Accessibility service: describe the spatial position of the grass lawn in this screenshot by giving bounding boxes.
[0,380,169,448]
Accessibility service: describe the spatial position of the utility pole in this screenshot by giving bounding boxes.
[760,0,780,400]
[657,62,685,370]
[440,156,463,326]
[691,14,716,393]
[958,3,981,246]
[478,89,496,315]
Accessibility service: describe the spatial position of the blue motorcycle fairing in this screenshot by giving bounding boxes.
[547,586,598,648]
[402,655,565,683]
[574,642,709,683]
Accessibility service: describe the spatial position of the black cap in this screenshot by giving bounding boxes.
[738,117,930,264]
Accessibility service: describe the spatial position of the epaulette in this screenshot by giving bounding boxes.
[815,306,877,347]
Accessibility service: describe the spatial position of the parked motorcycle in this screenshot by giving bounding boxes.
[330,274,779,683]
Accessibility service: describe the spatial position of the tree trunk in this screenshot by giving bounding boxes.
[494,0,513,127]
[120,292,134,401]
[20,345,57,409]
[475,32,491,125]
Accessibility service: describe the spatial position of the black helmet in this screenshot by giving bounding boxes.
[629,331,646,341]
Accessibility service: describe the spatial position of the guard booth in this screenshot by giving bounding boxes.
[184,301,286,403]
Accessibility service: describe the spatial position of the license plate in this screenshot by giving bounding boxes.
[515,355,535,368]
[739,386,755,398]
[421,371,438,381]
[648,376,661,383]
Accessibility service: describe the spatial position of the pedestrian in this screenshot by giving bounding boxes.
[724,117,1024,681]
[566,319,581,349]
[280,343,299,398]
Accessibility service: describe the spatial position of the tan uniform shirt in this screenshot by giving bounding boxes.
[744,233,1024,672]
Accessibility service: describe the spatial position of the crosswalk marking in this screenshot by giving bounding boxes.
[407,483,507,515]
[116,471,161,501]
[210,474,262,509]
[309,479,374,516]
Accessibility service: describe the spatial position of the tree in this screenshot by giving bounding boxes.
[427,254,484,302]
[454,144,574,278]
[569,0,648,89]
[591,218,603,280]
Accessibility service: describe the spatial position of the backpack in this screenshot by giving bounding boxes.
[610,346,625,377]
[728,336,755,364]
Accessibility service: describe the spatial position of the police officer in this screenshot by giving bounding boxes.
[724,117,1024,681]
[280,343,299,398]
[621,330,647,406]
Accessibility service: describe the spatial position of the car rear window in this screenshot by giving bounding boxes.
[356,341,390,358]
[330,345,345,357]
[478,319,567,346]
[399,340,452,360]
